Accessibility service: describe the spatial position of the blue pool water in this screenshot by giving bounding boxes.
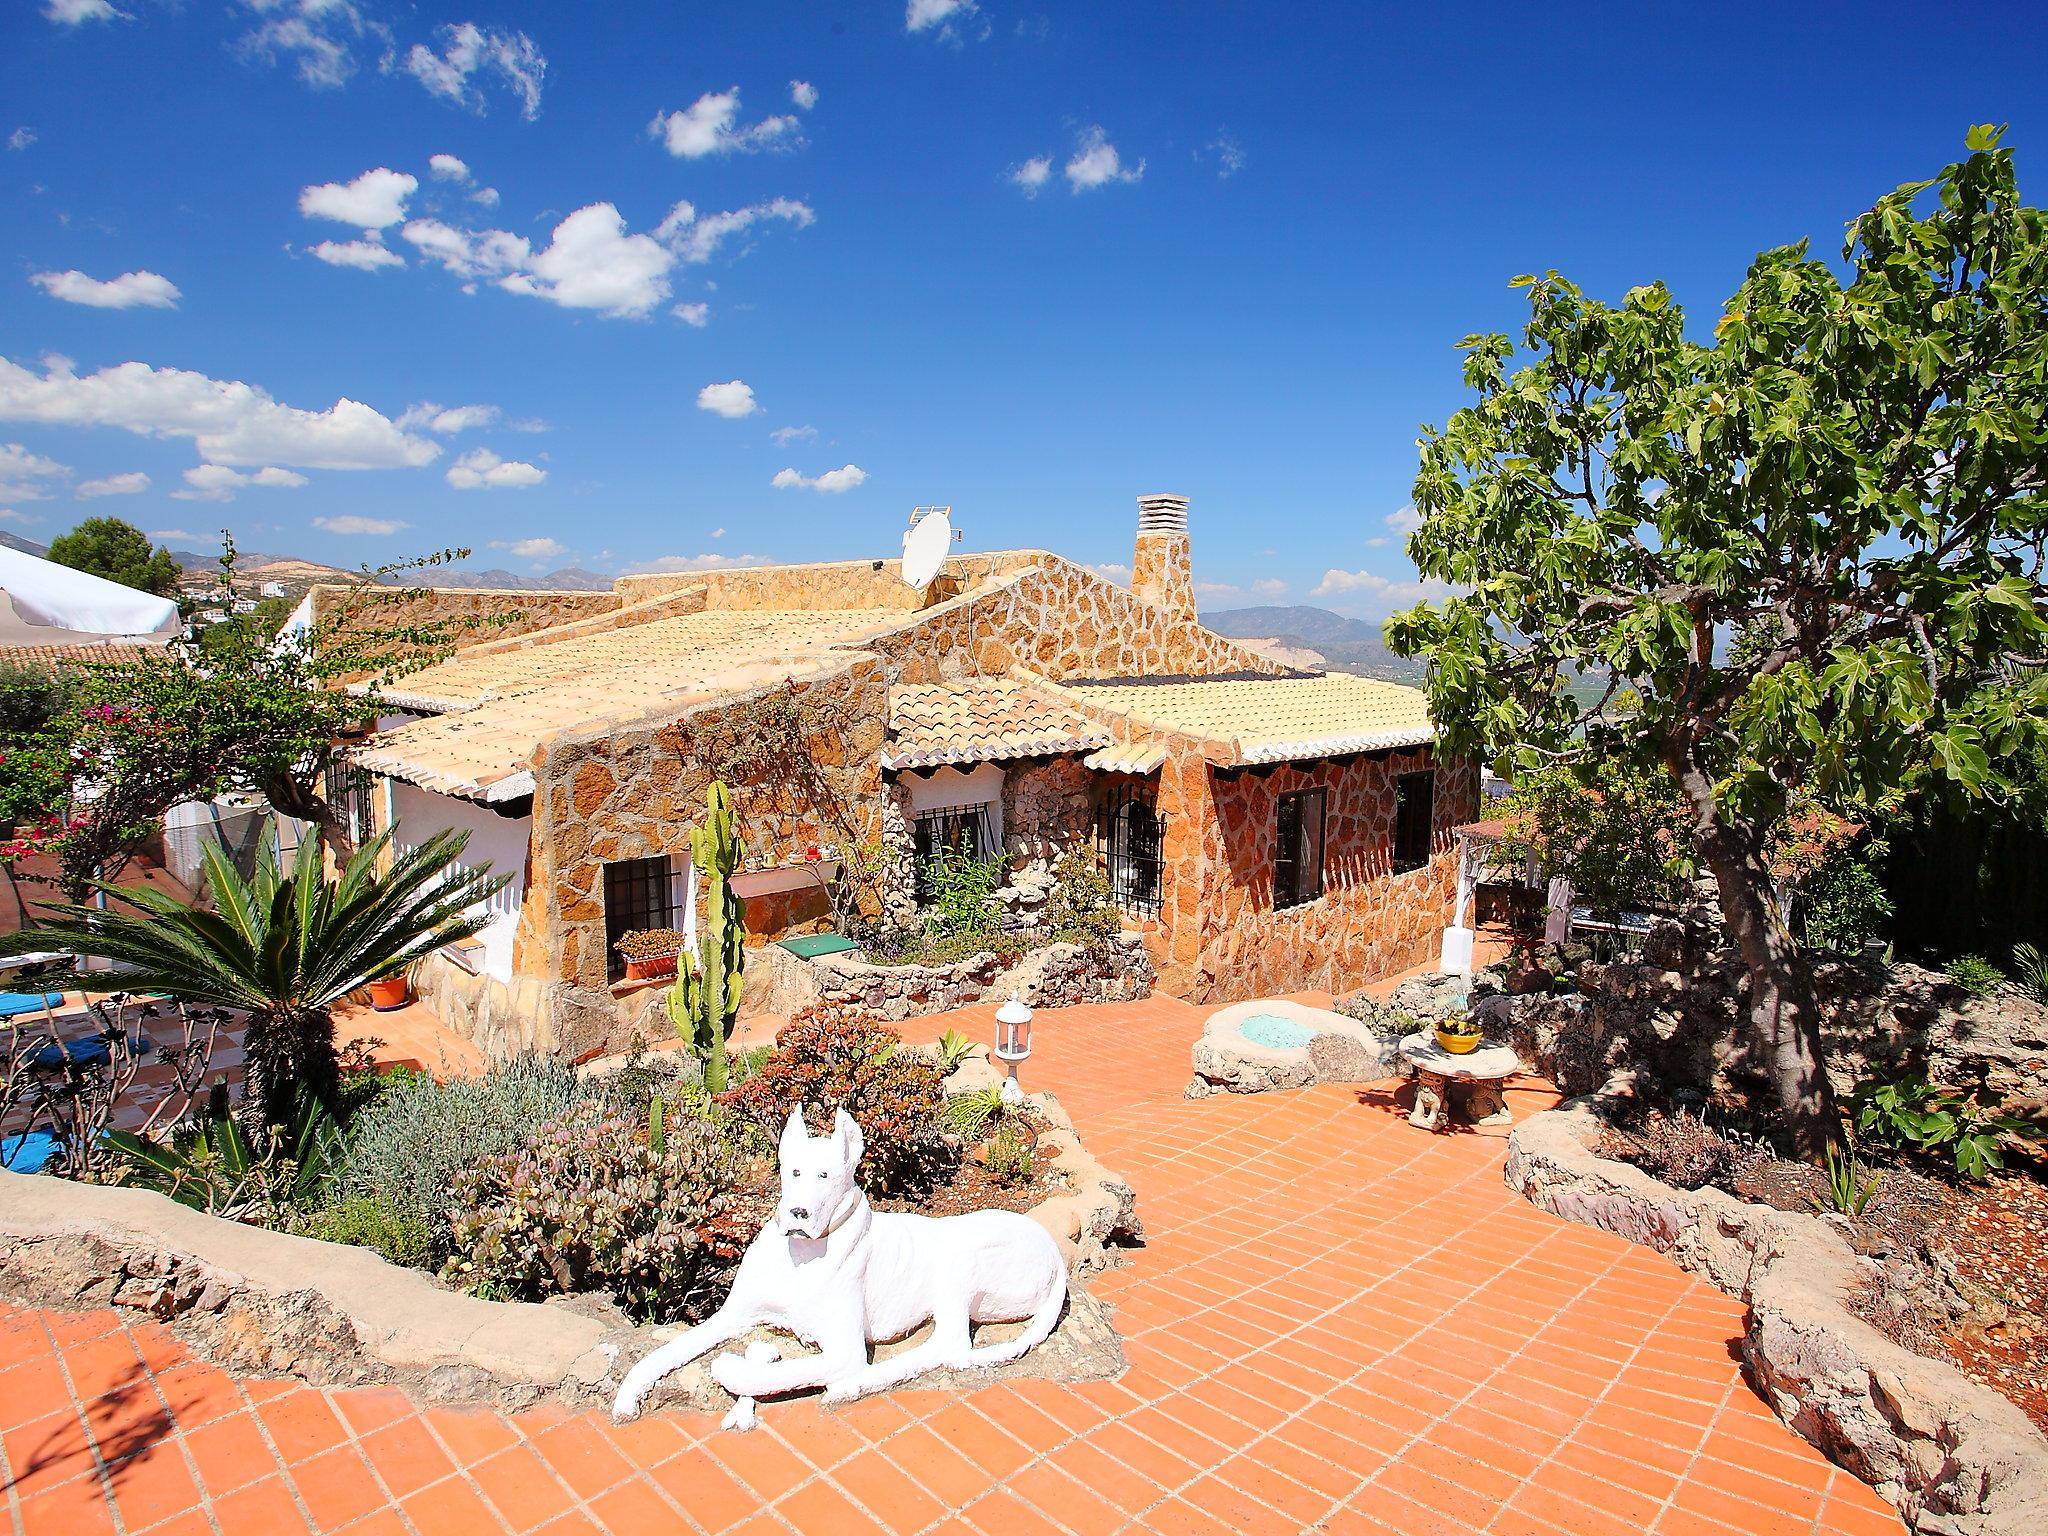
[1237,1013,1317,1050]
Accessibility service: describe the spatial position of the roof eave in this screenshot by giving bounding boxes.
[1234,725,1437,765]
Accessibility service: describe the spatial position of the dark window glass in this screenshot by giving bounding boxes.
[1097,786,1163,918]
[911,803,995,905]
[1274,788,1327,909]
[1393,769,1436,874]
[324,759,375,844]
[603,855,678,980]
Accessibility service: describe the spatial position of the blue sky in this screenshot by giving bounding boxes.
[3,2,2045,615]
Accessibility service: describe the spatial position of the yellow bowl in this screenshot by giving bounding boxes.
[1436,1027,1481,1055]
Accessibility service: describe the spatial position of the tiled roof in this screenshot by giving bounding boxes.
[0,643,166,672]
[355,608,904,800]
[1082,741,1169,776]
[882,678,1111,771]
[1054,673,1435,765]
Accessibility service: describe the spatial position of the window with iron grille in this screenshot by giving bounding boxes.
[1274,788,1327,909]
[911,803,996,905]
[603,855,680,980]
[1393,769,1436,874]
[324,759,375,844]
[1096,785,1163,918]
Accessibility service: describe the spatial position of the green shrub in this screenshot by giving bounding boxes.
[1798,837,1894,954]
[721,1004,949,1194]
[2011,942,2048,1005]
[441,1102,752,1323]
[1850,1070,2044,1181]
[334,1054,589,1248]
[1945,954,2005,998]
[1042,847,1120,949]
[919,843,1007,945]
[943,1085,1005,1142]
[300,1196,432,1268]
[983,1122,1034,1186]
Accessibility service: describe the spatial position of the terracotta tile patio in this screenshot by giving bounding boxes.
[1,993,1903,1534]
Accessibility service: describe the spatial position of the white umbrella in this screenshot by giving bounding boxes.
[0,544,180,646]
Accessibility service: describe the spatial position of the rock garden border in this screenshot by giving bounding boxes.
[747,931,1154,1024]
[1185,998,1393,1098]
[1505,1091,2048,1536]
[0,1071,1140,1419]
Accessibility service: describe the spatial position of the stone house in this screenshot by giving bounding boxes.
[330,497,1475,1058]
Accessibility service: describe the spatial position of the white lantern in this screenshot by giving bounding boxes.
[994,994,1033,1103]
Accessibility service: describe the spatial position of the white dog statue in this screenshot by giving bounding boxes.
[612,1105,1068,1427]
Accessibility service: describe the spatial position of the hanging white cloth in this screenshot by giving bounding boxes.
[0,545,179,644]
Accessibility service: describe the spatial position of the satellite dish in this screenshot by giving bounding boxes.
[901,506,955,589]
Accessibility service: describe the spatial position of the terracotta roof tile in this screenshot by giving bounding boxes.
[0,643,167,672]
[882,678,1111,771]
[1053,673,1434,765]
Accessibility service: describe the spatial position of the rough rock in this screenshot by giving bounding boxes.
[747,932,1154,1025]
[1506,1098,2048,1535]
[1186,1000,1394,1097]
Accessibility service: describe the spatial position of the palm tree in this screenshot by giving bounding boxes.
[23,829,507,1130]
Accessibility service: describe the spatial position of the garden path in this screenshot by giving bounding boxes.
[1,993,1901,1535]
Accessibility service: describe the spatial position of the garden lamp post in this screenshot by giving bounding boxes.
[994,994,1033,1104]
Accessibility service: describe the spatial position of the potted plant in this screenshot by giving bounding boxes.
[1435,1014,1483,1055]
[366,963,412,1011]
[617,927,685,982]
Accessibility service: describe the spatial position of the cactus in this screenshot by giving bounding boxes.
[666,780,746,1094]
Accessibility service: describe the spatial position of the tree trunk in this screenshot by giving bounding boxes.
[1666,753,1842,1162]
[239,1007,341,1136]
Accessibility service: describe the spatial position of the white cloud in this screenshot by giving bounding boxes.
[649,89,801,159]
[308,238,405,271]
[396,401,498,433]
[1309,568,1450,608]
[709,526,725,538]
[428,153,471,182]
[1385,505,1424,534]
[299,167,417,230]
[0,353,438,471]
[498,204,678,318]
[30,269,181,310]
[8,129,36,152]
[769,424,816,446]
[662,197,815,264]
[0,443,68,484]
[790,80,818,111]
[400,23,546,120]
[238,0,380,91]
[45,0,127,24]
[489,536,566,561]
[147,527,204,541]
[469,186,500,208]
[76,470,149,498]
[396,196,811,319]
[446,447,545,490]
[172,463,309,502]
[314,514,409,535]
[1363,536,1390,549]
[1066,126,1143,191]
[1009,156,1051,197]
[771,463,866,494]
[906,0,975,33]
[1205,134,1247,178]
[1087,562,1131,585]
[0,509,43,526]
[623,552,769,574]
[671,302,709,327]
[510,417,547,433]
[697,380,759,419]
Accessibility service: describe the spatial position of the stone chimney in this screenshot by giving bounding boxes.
[1132,494,1195,628]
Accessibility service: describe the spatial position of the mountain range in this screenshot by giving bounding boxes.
[1200,605,1422,682]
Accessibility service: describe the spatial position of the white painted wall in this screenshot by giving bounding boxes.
[387,781,530,982]
[902,763,1005,850]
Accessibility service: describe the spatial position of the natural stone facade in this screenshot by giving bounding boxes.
[349,502,1468,1057]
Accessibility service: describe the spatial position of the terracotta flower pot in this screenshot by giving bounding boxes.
[1435,1026,1481,1055]
[366,975,410,1011]
[623,952,679,982]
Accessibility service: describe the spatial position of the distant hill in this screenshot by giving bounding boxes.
[0,532,48,557]
[1202,604,1424,683]
[422,566,613,591]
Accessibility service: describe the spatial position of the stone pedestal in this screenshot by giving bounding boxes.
[1397,1036,1519,1132]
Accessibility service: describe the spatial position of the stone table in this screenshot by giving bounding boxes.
[1396,1035,1520,1132]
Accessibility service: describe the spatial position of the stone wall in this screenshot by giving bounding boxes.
[1507,1098,2048,1536]
[1164,749,1476,1003]
[1000,757,1096,921]
[747,933,1154,1022]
